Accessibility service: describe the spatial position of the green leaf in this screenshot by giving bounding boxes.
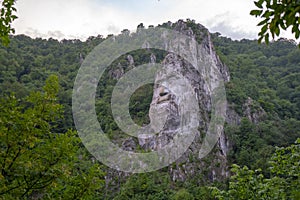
[254,1,263,9]
[286,16,293,26]
[262,10,273,18]
[274,27,280,36]
[292,25,297,33]
[11,15,17,20]
[1,8,5,17]
[279,20,286,30]
[258,36,263,43]
[265,33,270,44]
[250,10,263,16]
[260,24,268,35]
[295,30,300,39]
[258,18,269,26]
[258,0,265,7]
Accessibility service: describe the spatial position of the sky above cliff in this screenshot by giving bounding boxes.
[13,0,296,41]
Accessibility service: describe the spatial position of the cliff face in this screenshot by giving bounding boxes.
[136,20,231,181]
[102,19,233,182]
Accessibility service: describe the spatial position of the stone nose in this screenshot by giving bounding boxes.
[157,86,171,104]
[159,86,169,96]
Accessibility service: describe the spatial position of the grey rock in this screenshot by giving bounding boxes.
[127,55,134,66]
[150,53,156,64]
[109,63,124,79]
[136,19,231,182]
[243,97,266,124]
[122,137,137,151]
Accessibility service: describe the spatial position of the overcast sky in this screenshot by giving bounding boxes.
[12,0,296,41]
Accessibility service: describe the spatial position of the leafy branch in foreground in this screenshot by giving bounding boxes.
[211,138,300,199]
[250,0,300,45]
[0,75,105,199]
[0,0,17,46]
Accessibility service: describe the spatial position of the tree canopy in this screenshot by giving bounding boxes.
[211,139,300,199]
[0,75,105,199]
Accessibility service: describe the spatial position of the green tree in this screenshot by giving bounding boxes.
[173,189,194,200]
[0,0,17,46]
[211,138,300,199]
[0,75,105,199]
[114,172,172,200]
[250,0,300,45]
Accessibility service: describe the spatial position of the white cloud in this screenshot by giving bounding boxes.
[13,0,140,40]
[205,12,258,40]
[12,0,298,41]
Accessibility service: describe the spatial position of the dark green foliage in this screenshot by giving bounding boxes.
[173,189,194,200]
[212,139,300,199]
[0,34,103,132]
[0,75,105,199]
[129,83,153,126]
[213,34,300,173]
[113,172,173,200]
[212,34,300,121]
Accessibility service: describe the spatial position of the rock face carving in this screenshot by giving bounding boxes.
[135,20,231,181]
[107,20,234,182]
[157,86,171,104]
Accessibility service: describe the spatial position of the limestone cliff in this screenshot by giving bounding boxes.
[137,19,231,181]
[105,19,233,182]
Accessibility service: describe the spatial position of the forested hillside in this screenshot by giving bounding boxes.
[0,21,299,199]
[212,35,300,171]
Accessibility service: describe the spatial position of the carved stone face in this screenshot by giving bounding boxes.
[139,83,179,150]
[148,85,171,134]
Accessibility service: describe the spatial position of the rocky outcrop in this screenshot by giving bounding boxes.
[243,97,266,124]
[226,105,241,125]
[134,19,231,181]
[122,137,137,151]
[127,55,135,67]
[150,53,156,65]
[109,63,124,79]
[102,19,232,183]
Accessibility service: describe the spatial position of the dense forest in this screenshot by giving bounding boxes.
[0,20,299,199]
